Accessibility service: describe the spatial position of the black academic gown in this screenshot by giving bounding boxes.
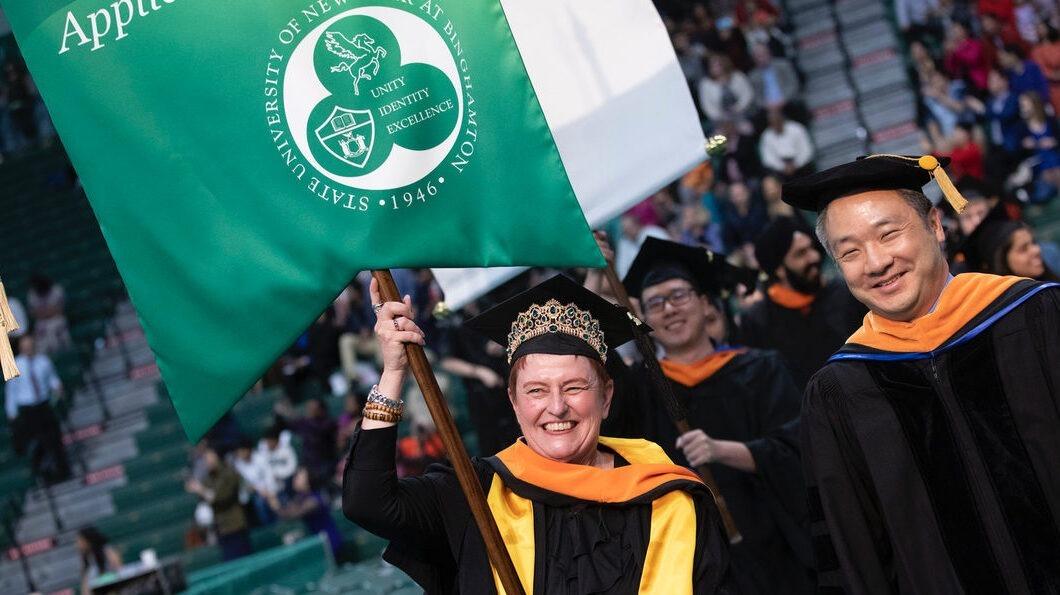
[342,425,734,594]
[740,279,866,390]
[802,279,1060,594]
[628,349,816,595]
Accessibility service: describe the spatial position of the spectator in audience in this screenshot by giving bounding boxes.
[929,122,987,181]
[921,70,968,137]
[267,467,343,556]
[702,16,755,73]
[672,30,706,89]
[714,118,764,185]
[185,446,252,562]
[614,209,670,277]
[749,43,799,113]
[698,54,756,123]
[76,526,122,595]
[955,183,996,236]
[1018,90,1060,201]
[258,425,298,491]
[275,397,338,490]
[734,0,780,31]
[761,174,795,219]
[944,21,991,92]
[998,43,1051,100]
[678,204,726,253]
[5,335,71,484]
[336,282,381,387]
[230,438,277,526]
[741,3,790,60]
[967,69,1023,165]
[1031,25,1060,114]
[966,217,1060,280]
[980,10,1028,66]
[720,181,768,262]
[26,273,71,354]
[3,62,39,151]
[306,308,345,395]
[759,109,815,179]
[896,0,943,46]
[335,391,363,453]
[439,307,518,456]
[1014,0,1042,43]
[5,294,27,339]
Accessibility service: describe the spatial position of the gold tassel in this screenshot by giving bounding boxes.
[918,155,968,214]
[0,281,19,333]
[0,282,19,381]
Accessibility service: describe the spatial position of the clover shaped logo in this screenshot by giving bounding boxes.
[307,14,460,177]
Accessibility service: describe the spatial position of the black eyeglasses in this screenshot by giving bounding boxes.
[643,287,696,314]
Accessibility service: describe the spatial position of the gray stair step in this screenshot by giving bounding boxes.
[788,0,828,12]
[817,137,869,169]
[793,5,833,29]
[852,62,908,95]
[871,131,923,155]
[805,76,855,110]
[797,44,846,75]
[836,0,886,27]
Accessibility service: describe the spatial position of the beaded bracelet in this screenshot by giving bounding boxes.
[364,402,403,416]
[363,406,401,423]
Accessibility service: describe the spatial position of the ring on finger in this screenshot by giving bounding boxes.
[392,318,401,330]
[372,302,384,313]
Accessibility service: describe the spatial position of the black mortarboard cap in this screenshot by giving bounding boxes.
[463,274,638,365]
[622,237,761,299]
[782,155,966,213]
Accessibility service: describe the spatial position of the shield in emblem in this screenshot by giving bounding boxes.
[314,106,375,169]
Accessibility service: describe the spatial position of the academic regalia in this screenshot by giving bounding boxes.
[620,238,816,594]
[343,275,733,594]
[344,426,732,594]
[740,279,865,390]
[802,274,1060,593]
[629,349,815,595]
[743,216,865,389]
[785,155,1060,593]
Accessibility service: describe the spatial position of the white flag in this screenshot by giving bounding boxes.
[433,0,705,309]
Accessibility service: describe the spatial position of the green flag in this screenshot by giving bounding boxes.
[3,0,603,439]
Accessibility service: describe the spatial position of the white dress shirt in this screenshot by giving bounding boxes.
[5,353,61,419]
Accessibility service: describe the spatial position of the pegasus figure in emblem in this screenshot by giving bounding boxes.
[324,31,388,96]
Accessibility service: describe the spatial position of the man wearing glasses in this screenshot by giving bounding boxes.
[617,236,814,595]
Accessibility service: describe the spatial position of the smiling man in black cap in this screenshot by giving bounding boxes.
[787,155,1060,593]
[620,236,815,595]
[742,216,865,390]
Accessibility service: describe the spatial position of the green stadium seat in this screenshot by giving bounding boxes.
[110,469,186,510]
[180,544,223,574]
[95,492,198,541]
[114,521,189,560]
[122,444,189,480]
[134,421,185,454]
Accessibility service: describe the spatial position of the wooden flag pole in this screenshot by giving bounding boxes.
[600,263,743,544]
[0,280,21,381]
[372,270,525,595]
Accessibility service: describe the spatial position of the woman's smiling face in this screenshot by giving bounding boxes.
[508,353,612,465]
